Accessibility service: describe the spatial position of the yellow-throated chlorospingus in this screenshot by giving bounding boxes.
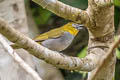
[12,22,84,51]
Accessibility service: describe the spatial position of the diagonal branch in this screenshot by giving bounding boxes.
[32,0,90,26]
[90,36,120,80]
[0,18,99,71]
[0,34,42,80]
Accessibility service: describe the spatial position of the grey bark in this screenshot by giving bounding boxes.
[0,0,34,80]
[0,0,64,80]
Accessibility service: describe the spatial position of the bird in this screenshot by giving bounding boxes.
[11,22,84,51]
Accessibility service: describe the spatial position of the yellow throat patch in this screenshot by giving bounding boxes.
[62,23,79,36]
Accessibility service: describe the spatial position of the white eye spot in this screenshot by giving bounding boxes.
[72,24,77,28]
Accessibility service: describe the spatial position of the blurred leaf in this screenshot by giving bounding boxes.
[112,36,120,59]
[34,7,52,25]
[114,7,120,30]
[116,49,120,59]
[24,0,28,3]
[30,2,52,26]
[114,0,120,7]
[78,46,87,58]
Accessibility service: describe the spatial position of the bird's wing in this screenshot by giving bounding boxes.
[33,28,64,43]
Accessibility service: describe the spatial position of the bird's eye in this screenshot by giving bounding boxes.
[72,24,79,28]
[72,24,84,30]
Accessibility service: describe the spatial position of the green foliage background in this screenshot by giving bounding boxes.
[25,0,120,80]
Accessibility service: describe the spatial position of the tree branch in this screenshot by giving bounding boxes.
[89,36,120,80]
[0,34,42,80]
[32,0,90,27]
[0,18,99,71]
[94,0,113,7]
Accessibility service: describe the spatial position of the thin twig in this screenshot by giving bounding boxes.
[0,34,42,80]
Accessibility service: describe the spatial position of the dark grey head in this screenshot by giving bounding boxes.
[72,23,84,30]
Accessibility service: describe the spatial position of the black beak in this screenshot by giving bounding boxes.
[72,24,84,30]
[77,24,84,30]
